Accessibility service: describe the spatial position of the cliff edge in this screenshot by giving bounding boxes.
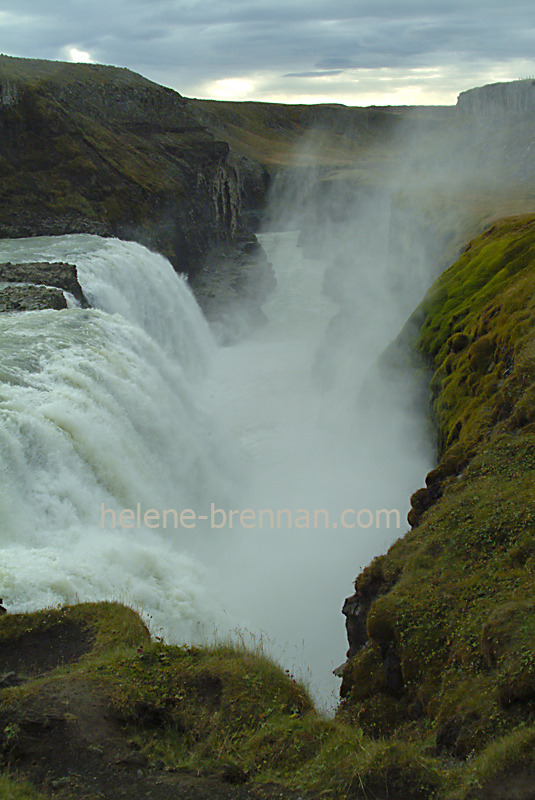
[457,78,535,115]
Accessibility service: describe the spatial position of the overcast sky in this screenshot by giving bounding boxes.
[1,0,534,106]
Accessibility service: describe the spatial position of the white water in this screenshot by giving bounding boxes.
[0,236,235,640]
[0,232,432,706]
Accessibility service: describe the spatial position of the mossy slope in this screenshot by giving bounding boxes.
[341,214,535,798]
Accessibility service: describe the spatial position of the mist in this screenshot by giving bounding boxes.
[202,105,533,705]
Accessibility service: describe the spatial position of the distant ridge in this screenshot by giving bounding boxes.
[0,53,173,92]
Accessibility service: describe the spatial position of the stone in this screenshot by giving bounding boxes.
[0,284,68,312]
[0,261,88,306]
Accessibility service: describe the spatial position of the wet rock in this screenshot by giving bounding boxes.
[0,261,88,306]
[191,234,276,344]
[0,284,68,312]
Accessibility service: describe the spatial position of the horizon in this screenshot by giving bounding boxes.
[1,50,530,111]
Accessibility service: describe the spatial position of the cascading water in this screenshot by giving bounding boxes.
[0,229,432,706]
[0,235,236,640]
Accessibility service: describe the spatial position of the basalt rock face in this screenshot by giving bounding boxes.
[0,261,88,305]
[0,284,68,312]
[190,233,276,344]
[0,55,260,293]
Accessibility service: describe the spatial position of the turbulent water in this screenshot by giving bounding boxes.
[0,231,432,706]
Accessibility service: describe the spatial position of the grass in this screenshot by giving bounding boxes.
[0,602,150,654]
[86,634,450,796]
[0,53,165,91]
[0,602,449,797]
[445,724,535,799]
[0,561,531,799]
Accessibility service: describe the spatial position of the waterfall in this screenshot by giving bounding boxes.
[0,230,432,705]
[0,235,234,640]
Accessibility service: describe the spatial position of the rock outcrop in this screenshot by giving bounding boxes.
[190,233,276,344]
[0,284,68,312]
[0,260,87,311]
[0,261,87,304]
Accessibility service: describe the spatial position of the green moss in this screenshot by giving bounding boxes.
[417,215,535,454]
[0,773,48,800]
[0,601,150,654]
[0,602,459,796]
[445,725,535,799]
[344,643,386,702]
[92,639,314,774]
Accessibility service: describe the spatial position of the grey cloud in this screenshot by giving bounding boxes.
[315,57,358,70]
[284,70,345,78]
[0,0,534,100]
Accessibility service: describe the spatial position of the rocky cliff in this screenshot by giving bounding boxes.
[0,56,230,271]
[0,55,275,332]
[458,78,535,115]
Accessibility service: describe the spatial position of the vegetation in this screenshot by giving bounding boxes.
[4,55,535,798]
[191,99,405,167]
[0,602,445,798]
[0,773,49,800]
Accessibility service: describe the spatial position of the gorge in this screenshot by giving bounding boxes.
[2,57,535,799]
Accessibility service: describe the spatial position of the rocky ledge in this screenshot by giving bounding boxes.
[0,260,87,312]
[190,234,276,344]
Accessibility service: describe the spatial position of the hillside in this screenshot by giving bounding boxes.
[0,56,228,272]
[0,54,279,335]
[189,98,451,166]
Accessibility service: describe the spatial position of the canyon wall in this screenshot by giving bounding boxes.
[458,78,535,115]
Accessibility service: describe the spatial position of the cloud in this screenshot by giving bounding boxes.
[1,0,535,104]
[63,46,94,63]
[284,70,345,78]
[315,57,358,70]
